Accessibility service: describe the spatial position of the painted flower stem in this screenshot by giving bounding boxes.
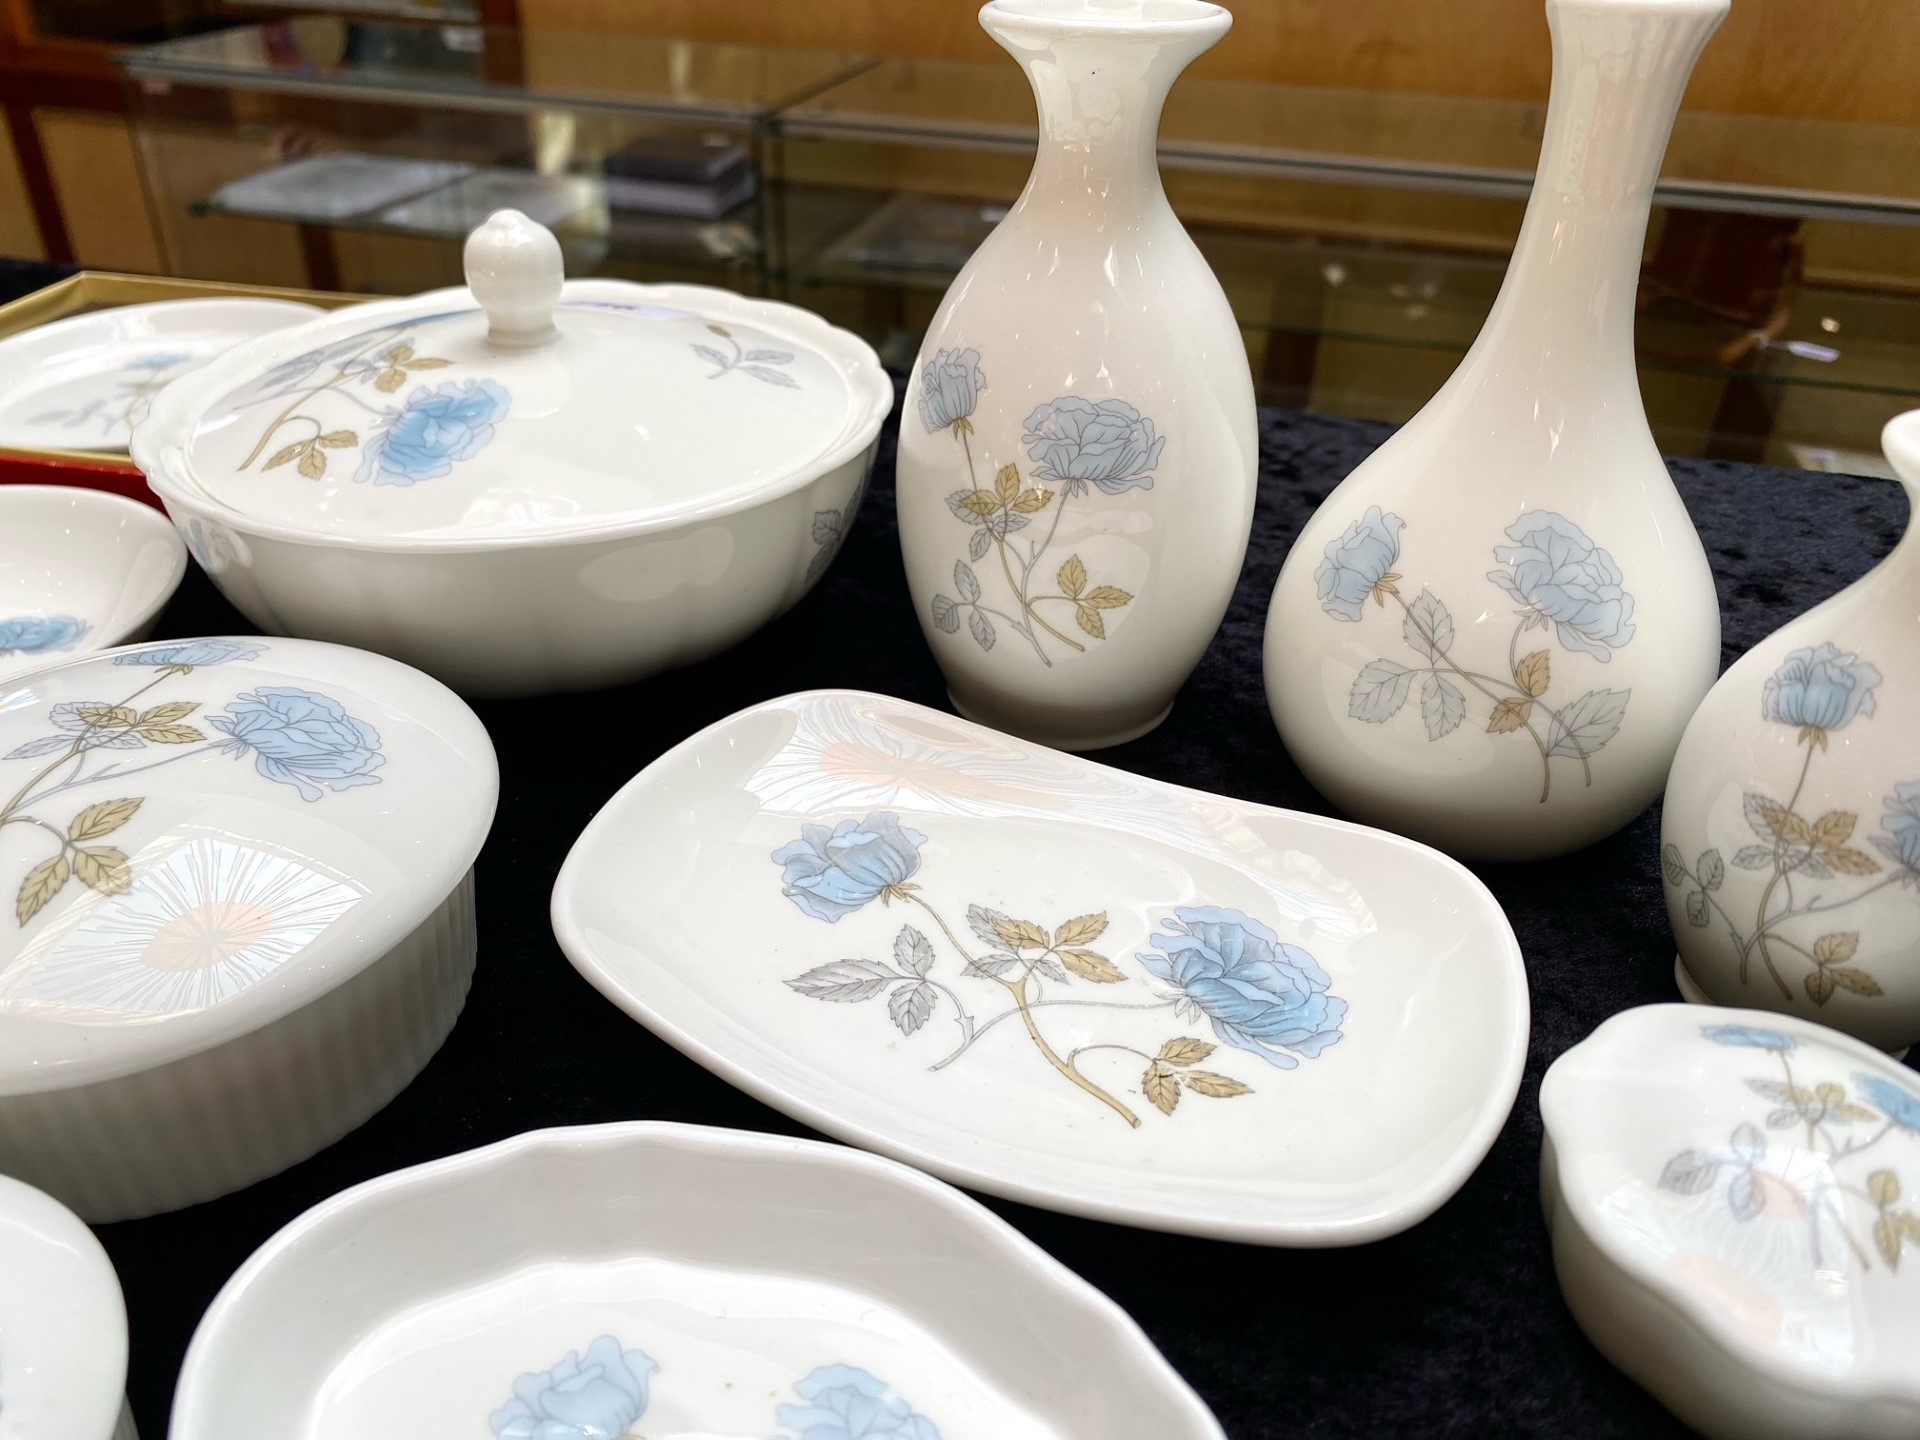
[239,336,390,469]
[930,995,1175,1070]
[994,534,1084,654]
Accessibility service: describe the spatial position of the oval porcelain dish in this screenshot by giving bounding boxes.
[1541,1004,1920,1440]
[552,689,1530,1245]
[171,1121,1227,1440]
[0,485,187,683]
[133,211,892,697]
[0,297,320,453]
[0,1172,134,1440]
[0,636,497,1222]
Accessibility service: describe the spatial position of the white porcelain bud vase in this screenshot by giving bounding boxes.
[896,0,1257,751]
[1664,412,1920,1054]
[1262,0,1726,860]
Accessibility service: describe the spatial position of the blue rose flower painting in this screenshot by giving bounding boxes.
[919,349,1149,666]
[209,688,386,801]
[356,379,511,487]
[1322,505,1634,802]
[775,812,1342,1128]
[1664,640,1914,1009]
[490,1336,657,1440]
[777,1364,941,1440]
[0,614,89,659]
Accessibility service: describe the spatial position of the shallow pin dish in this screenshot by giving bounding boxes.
[1541,1004,1920,1440]
[0,636,496,1221]
[552,689,1530,1245]
[171,1121,1227,1440]
[133,209,892,697]
[0,485,187,683]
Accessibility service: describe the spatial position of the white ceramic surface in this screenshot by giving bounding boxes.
[1263,0,1725,860]
[0,298,319,453]
[894,0,1257,750]
[0,637,496,1220]
[552,690,1529,1245]
[1541,1004,1920,1440]
[0,485,187,682]
[0,1172,133,1440]
[133,210,891,697]
[172,1122,1227,1440]
[1664,412,1920,1054]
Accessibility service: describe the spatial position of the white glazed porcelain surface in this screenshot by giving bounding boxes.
[1663,412,1920,1054]
[1541,1004,1920,1440]
[172,1122,1227,1440]
[894,0,1257,750]
[0,1172,129,1440]
[0,486,187,683]
[1263,0,1725,860]
[133,213,890,697]
[0,298,319,453]
[552,690,1529,1245]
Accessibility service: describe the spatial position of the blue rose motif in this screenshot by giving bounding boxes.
[1855,1072,1920,1134]
[1138,906,1346,1068]
[773,812,926,922]
[355,378,510,487]
[126,350,191,372]
[1021,396,1165,496]
[917,348,986,434]
[776,1364,940,1440]
[489,1335,656,1440]
[208,687,385,802]
[1700,1023,1798,1051]
[1488,511,1636,661]
[1873,781,1920,876]
[1314,506,1404,621]
[115,640,265,668]
[1761,643,1882,736]
[0,614,89,656]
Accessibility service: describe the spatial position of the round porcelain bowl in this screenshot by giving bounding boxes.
[173,1123,1226,1440]
[0,485,187,683]
[132,277,891,698]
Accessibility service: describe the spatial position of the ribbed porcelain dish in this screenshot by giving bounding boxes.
[552,689,1530,1245]
[171,1122,1227,1440]
[0,636,496,1221]
[1541,1004,1920,1440]
[0,485,187,683]
[0,1172,135,1440]
[132,210,892,696]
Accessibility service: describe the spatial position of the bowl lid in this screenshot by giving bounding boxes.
[0,1172,127,1440]
[136,211,890,547]
[0,637,496,1093]
[1541,1004,1920,1404]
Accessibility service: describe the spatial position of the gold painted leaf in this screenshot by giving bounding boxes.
[1185,1070,1254,1098]
[382,343,415,364]
[1157,1037,1215,1066]
[995,463,1020,504]
[1870,1169,1901,1207]
[297,448,326,480]
[77,705,137,729]
[708,323,730,338]
[1054,912,1108,947]
[137,723,204,745]
[1876,1215,1903,1270]
[1763,804,1812,846]
[138,701,199,725]
[1074,604,1105,640]
[991,916,1050,950]
[1812,811,1858,847]
[73,846,130,896]
[15,856,68,926]
[1488,696,1534,733]
[959,490,1001,517]
[1010,489,1053,514]
[1057,554,1086,599]
[264,443,303,470]
[1142,1062,1180,1116]
[67,797,141,841]
[1806,968,1836,1005]
[1902,1213,1920,1244]
[404,356,451,370]
[1813,932,1860,967]
[373,368,407,393]
[1084,586,1131,610]
[1824,846,1881,876]
[1372,574,1400,605]
[1513,650,1551,698]
[1829,967,1884,997]
[1834,1101,1881,1123]
[317,430,358,448]
[1058,948,1126,983]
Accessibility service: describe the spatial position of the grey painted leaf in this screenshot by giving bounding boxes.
[894,925,934,977]
[786,959,899,1002]
[1732,845,1776,870]
[947,490,989,526]
[931,595,961,633]
[742,365,800,389]
[692,343,730,369]
[1727,1169,1761,1222]
[954,561,981,604]
[1745,1079,1796,1103]
[1348,659,1413,723]
[968,526,991,562]
[888,981,935,1035]
[811,509,843,548]
[1401,589,1454,662]
[1657,1148,1719,1195]
[1731,1121,1765,1163]
[1697,849,1725,892]
[988,510,1030,537]
[1660,844,1687,887]
[744,349,794,364]
[1176,996,1204,1024]
[970,954,1022,978]
[1545,688,1629,760]
[1685,888,1709,927]
[5,734,72,760]
[1421,673,1466,741]
[968,608,996,652]
[1793,852,1834,880]
[1766,1107,1800,1129]
[967,904,1010,945]
[1031,954,1070,984]
[1743,792,1784,841]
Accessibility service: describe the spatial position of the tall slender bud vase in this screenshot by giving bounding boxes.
[896,0,1256,751]
[1262,0,1725,860]
[1664,411,1920,1055]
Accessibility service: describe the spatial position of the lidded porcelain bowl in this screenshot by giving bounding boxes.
[0,636,496,1221]
[1541,1004,1920,1440]
[132,210,892,697]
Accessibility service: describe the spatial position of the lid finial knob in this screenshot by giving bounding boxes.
[465,209,563,348]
